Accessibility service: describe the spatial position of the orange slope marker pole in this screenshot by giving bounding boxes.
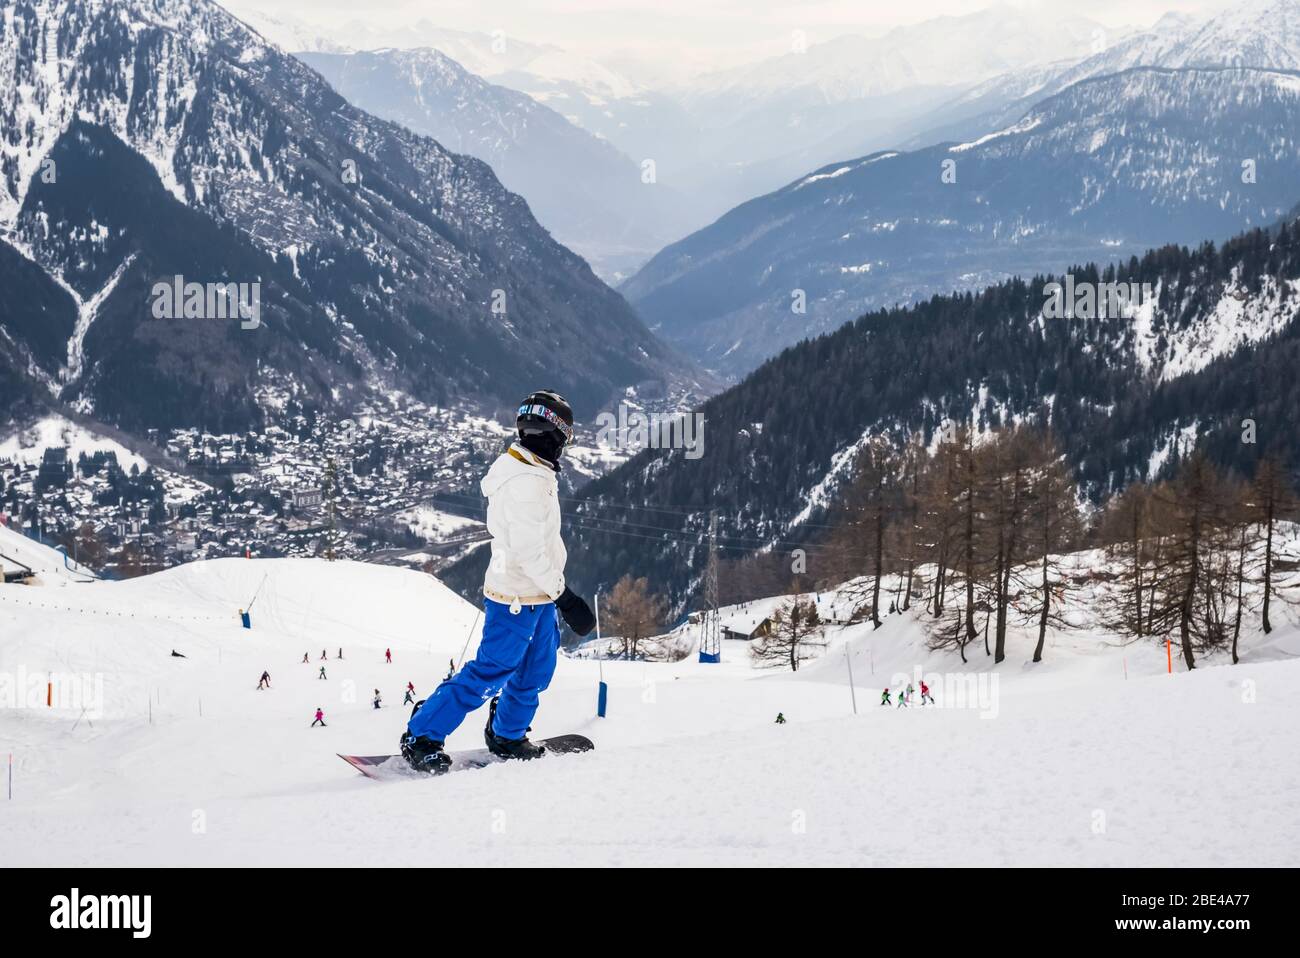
[1167,639,1172,674]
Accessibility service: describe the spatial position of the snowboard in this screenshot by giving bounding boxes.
[338,734,594,781]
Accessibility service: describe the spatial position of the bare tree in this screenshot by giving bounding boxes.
[750,594,821,671]
[602,574,668,660]
[1249,455,1296,635]
[1021,431,1083,662]
[830,437,903,628]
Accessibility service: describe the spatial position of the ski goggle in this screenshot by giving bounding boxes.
[518,403,574,444]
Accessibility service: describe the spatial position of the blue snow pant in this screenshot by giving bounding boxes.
[407,598,559,742]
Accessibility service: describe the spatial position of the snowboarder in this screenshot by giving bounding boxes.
[372,689,382,709]
[257,670,270,690]
[880,688,891,706]
[774,712,786,724]
[400,390,596,774]
[318,666,327,680]
[311,708,326,727]
[921,680,935,705]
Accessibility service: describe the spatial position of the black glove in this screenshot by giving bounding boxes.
[555,587,596,636]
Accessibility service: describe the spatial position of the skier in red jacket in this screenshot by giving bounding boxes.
[921,680,935,705]
[311,708,326,727]
[385,648,392,664]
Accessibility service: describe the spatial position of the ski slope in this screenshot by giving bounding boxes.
[2,540,1299,867]
[0,521,100,586]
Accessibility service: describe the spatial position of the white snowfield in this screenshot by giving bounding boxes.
[2,532,1299,867]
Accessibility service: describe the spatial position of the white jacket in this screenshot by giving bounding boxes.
[480,442,567,605]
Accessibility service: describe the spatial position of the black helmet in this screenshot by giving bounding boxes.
[516,389,574,447]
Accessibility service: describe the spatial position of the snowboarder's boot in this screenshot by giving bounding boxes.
[399,729,452,774]
[484,696,546,760]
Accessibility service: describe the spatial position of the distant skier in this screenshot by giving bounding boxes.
[774,712,786,724]
[319,666,327,680]
[337,648,343,659]
[302,653,309,664]
[257,670,271,690]
[170,649,186,658]
[444,659,455,681]
[373,689,382,709]
[880,688,891,706]
[404,688,415,705]
[311,708,326,727]
[400,390,595,774]
[385,648,392,664]
[897,687,908,708]
[920,680,935,705]
[320,649,327,661]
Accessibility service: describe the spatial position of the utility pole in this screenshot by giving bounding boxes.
[700,509,721,663]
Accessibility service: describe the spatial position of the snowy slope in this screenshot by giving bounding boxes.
[0,415,148,471]
[3,554,1299,866]
[0,521,99,586]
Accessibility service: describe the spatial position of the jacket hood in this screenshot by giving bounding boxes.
[480,442,554,498]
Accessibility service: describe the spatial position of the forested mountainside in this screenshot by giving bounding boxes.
[447,213,1300,609]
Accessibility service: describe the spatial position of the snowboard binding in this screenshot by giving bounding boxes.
[400,700,452,774]
[484,696,546,760]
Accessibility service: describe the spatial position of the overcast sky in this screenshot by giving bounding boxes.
[220,0,1227,69]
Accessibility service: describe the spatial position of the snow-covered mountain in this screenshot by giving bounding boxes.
[651,5,1121,218]
[228,10,641,99]
[297,48,689,281]
[0,0,697,432]
[680,5,1114,106]
[908,0,1300,150]
[624,66,1300,376]
[227,5,1132,242]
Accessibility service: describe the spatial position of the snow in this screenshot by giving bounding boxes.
[397,505,483,541]
[796,165,852,189]
[949,115,1044,152]
[0,521,99,585]
[1130,274,1299,382]
[5,538,1297,866]
[0,415,149,472]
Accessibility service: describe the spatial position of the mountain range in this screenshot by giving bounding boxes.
[0,0,701,433]
[624,65,1300,376]
[297,47,689,281]
[451,211,1300,609]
